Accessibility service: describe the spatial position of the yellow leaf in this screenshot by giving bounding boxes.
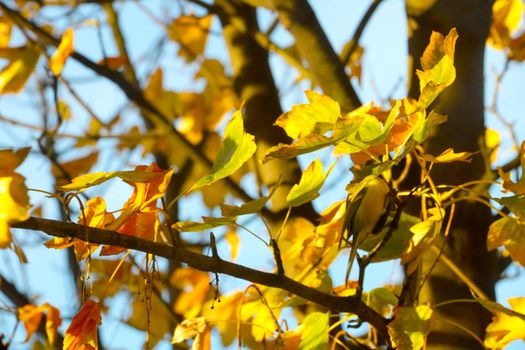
[406,0,437,16]
[388,305,433,350]
[50,28,74,76]
[127,289,172,347]
[275,90,340,140]
[0,148,30,176]
[189,108,256,192]
[0,175,30,248]
[0,44,41,94]
[485,298,525,349]
[416,28,458,107]
[262,133,334,163]
[19,303,62,345]
[172,317,211,350]
[419,148,474,163]
[286,158,335,207]
[488,0,525,49]
[485,128,501,164]
[52,151,99,187]
[170,268,212,318]
[63,300,101,350]
[225,228,240,260]
[487,217,525,267]
[0,17,12,48]
[498,141,525,195]
[168,15,213,62]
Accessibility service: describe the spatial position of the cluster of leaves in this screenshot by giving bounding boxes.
[1,1,525,350]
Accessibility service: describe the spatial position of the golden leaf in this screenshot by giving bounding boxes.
[50,28,74,76]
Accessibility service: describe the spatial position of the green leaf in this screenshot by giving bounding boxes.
[58,171,159,191]
[299,312,329,350]
[412,111,447,144]
[275,90,340,140]
[416,28,458,107]
[388,305,433,350]
[189,108,256,192]
[487,217,525,267]
[363,287,398,316]
[220,183,279,217]
[262,133,335,163]
[494,195,525,219]
[420,148,474,163]
[172,216,237,232]
[287,159,335,207]
[359,212,418,262]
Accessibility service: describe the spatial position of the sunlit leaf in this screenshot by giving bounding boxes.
[189,108,256,191]
[127,286,172,347]
[168,15,213,62]
[59,168,164,192]
[170,268,212,319]
[287,159,335,207]
[50,28,74,76]
[0,17,12,48]
[172,317,211,350]
[0,175,30,248]
[173,216,236,232]
[0,44,41,94]
[19,303,62,345]
[298,312,329,350]
[388,305,433,350]
[485,298,525,349]
[498,141,525,195]
[63,299,101,350]
[275,90,340,140]
[225,228,240,260]
[240,288,284,341]
[262,133,334,163]
[412,111,447,144]
[52,151,99,187]
[487,217,525,267]
[417,28,458,107]
[220,182,279,217]
[419,148,474,163]
[488,0,524,49]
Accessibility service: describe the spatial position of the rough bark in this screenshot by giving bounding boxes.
[271,0,361,112]
[406,1,498,349]
[215,0,318,220]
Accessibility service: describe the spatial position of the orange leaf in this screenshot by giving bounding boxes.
[64,300,101,350]
[107,163,173,232]
[170,268,212,318]
[18,304,43,342]
[97,56,129,70]
[50,28,74,76]
[18,303,62,345]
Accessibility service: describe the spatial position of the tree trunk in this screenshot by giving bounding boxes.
[406,1,498,349]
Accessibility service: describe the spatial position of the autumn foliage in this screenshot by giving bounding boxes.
[1,1,525,350]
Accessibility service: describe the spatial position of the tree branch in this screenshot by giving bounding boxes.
[12,216,390,341]
[340,0,384,66]
[0,3,271,218]
[0,273,65,347]
[268,0,361,112]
